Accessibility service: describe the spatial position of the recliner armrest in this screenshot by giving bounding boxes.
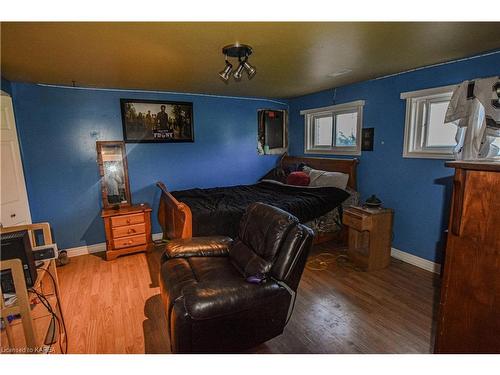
[181,279,288,320]
[161,236,233,263]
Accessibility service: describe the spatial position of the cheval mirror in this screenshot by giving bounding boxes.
[96,141,132,208]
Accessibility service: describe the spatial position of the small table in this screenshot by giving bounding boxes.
[1,223,66,354]
[101,203,153,261]
[343,206,394,271]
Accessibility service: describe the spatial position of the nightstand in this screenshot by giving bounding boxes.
[343,206,394,271]
[101,203,153,261]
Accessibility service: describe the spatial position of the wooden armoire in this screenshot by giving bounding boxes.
[435,161,500,353]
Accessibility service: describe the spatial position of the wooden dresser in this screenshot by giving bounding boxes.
[101,203,153,261]
[344,206,394,271]
[435,161,500,353]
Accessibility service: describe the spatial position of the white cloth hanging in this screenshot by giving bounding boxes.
[445,76,500,160]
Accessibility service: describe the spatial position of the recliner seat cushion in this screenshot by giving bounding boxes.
[160,256,242,331]
[182,279,286,320]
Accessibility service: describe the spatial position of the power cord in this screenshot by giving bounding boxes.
[306,251,362,272]
[37,266,68,349]
[28,288,59,353]
[33,264,68,354]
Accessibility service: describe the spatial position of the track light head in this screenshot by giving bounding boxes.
[233,61,245,80]
[218,60,233,81]
[242,60,256,79]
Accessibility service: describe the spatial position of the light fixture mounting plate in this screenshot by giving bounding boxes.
[222,44,253,58]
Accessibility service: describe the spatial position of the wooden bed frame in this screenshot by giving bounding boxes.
[156,156,359,242]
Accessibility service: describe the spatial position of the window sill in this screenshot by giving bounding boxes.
[305,148,361,156]
[403,151,455,160]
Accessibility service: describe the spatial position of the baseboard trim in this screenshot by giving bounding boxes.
[391,247,441,274]
[152,232,163,241]
[66,242,106,257]
[66,232,164,258]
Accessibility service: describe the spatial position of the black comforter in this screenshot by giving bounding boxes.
[171,181,350,238]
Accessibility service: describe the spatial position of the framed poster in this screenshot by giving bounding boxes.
[120,99,194,143]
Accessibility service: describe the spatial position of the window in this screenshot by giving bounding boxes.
[493,137,500,150]
[401,85,458,159]
[301,100,364,155]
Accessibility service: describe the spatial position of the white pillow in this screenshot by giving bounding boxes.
[308,168,349,190]
[302,165,312,174]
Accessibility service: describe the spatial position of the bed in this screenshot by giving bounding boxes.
[156,156,359,243]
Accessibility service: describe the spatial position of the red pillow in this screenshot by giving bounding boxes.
[286,171,310,186]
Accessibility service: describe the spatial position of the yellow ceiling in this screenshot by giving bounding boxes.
[1,22,500,98]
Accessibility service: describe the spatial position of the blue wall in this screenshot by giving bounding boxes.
[288,51,500,263]
[1,76,12,95]
[10,83,287,249]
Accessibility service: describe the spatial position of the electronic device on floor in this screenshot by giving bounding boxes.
[33,243,59,261]
[0,230,37,294]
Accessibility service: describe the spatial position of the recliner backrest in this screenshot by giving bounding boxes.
[229,203,313,287]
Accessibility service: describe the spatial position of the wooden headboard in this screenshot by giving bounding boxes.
[281,155,359,190]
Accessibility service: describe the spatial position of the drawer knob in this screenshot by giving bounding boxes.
[126,219,131,224]
[128,229,135,234]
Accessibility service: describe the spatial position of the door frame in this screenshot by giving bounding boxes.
[1,90,32,226]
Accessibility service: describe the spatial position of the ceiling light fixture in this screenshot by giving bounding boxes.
[219,43,256,82]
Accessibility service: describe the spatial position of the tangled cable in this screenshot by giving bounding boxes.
[305,251,362,272]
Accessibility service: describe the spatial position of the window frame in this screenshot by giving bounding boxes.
[401,84,457,159]
[301,100,364,156]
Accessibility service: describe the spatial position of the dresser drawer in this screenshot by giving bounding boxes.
[111,213,144,228]
[343,212,371,231]
[113,234,147,249]
[112,223,146,238]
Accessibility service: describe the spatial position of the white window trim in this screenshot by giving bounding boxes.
[401,84,457,160]
[301,100,364,156]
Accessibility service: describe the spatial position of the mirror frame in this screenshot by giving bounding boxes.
[96,141,132,209]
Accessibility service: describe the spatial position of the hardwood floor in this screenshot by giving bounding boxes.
[57,242,440,353]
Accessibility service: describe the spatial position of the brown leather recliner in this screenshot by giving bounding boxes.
[159,202,314,353]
